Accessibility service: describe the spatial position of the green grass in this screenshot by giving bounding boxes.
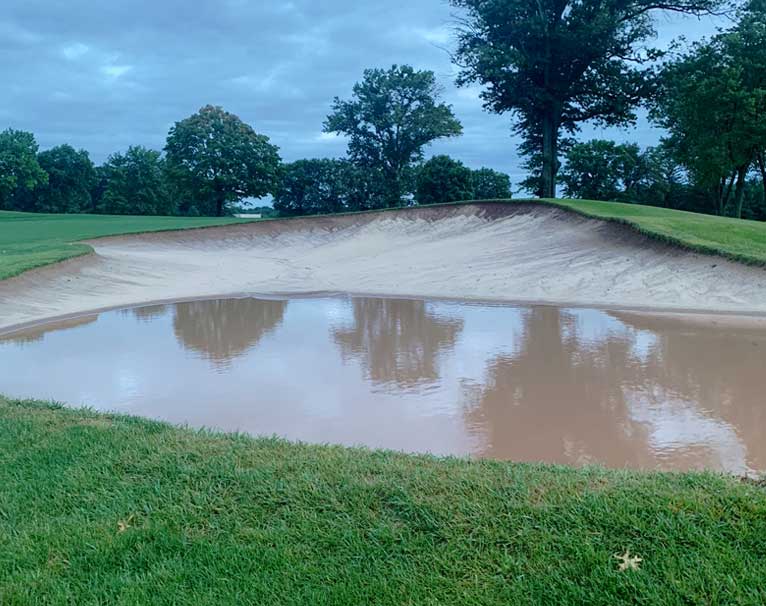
[535,198,766,266]
[0,210,248,281]
[1,397,764,605]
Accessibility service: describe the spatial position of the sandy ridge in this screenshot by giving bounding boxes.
[2,203,766,332]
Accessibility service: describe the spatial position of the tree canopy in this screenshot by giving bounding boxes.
[416,155,475,205]
[0,129,47,210]
[29,145,95,213]
[451,0,723,198]
[165,105,281,216]
[653,0,766,217]
[96,146,174,215]
[324,65,463,207]
[472,168,512,200]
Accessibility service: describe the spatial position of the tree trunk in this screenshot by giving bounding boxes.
[733,164,748,219]
[541,112,558,199]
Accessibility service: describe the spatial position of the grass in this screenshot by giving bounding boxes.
[0,210,248,281]
[1,397,764,605]
[535,198,766,266]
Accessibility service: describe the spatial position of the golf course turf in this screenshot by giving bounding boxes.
[0,211,247,281]
[0,398,764,605]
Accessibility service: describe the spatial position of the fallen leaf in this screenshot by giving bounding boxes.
[614,550,642,572]
[117,514,135,533]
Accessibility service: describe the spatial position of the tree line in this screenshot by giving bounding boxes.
[1,0,764,220]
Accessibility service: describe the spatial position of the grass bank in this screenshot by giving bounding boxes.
[0,211,247,280]
[1,397,764,605]
[536,198,766,266]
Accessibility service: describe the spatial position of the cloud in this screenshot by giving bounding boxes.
[62,42,89,60]
[0,0,722,181]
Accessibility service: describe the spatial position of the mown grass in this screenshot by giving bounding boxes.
[0,211,248,280]
[1,397,764,605]
[535,198,766,266]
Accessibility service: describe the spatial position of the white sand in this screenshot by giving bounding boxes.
[3,203,766,332]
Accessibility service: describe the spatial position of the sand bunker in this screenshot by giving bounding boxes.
[3,202,766,332]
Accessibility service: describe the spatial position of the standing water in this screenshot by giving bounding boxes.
[1,296,764,474]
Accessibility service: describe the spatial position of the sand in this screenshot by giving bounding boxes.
[3,202,766,333]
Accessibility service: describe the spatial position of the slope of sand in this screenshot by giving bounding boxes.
[3,203,766,332]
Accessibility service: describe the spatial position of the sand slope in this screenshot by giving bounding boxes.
[3,203,766,332]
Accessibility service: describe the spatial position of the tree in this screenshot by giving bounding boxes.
[324,65,463,207]
[472,168,512,199]
[416,155,474,205]
[30,145,95,213]
[274,159,351,216]
[165,105,281,216]
[559,140,644,201]
[451,0,722,199]
[274,158,388,216]
[0,129,47,210]
[97,146,175,215]
[654,1,766,217]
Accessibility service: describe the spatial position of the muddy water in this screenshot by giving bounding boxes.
[2,296,765,474]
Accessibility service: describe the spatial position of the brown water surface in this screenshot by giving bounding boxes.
[2,296,764,474]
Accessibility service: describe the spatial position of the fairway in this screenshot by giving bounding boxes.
[0,210,248,281]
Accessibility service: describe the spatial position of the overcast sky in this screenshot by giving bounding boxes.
[2,1,729,183]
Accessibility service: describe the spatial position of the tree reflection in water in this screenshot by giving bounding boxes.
[332,297,463,389]
[173,298,287,368]
[464,307,765,474]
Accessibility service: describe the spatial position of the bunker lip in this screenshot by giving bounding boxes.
[4,202,766,332]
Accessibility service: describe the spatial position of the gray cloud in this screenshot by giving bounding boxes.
[2,1,726,186]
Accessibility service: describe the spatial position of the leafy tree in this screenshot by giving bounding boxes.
[274,159,351,216]
[324,65,463,207]
[653,2,766,217]
[451,0,722,199]
[97,146,175,215]
[0,129,47,210]
[560,140,644,201]
[29,145,95,213]
[472,168,512,199]
[416,155,474,205]
[165,105,281,216]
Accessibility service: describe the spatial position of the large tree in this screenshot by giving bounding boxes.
[654,1,766,217]
[97,146,175,215]
[165,105,281,216]
[31,144,95,213]
[451,0,722,198]
[416,155,474,205]
[559,139,644,201]
[324,65,463,207]
[0,129,47,210]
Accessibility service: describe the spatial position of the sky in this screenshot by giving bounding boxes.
[1,1,730,185]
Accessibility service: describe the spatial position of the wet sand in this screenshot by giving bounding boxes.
[2,296,764,474]
[3,203,766,333]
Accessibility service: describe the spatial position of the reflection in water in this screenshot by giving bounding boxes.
[332,298,463,388]
[173,298,287,366]
[1,314,98,345]
[1,296,764,474]
[132,305,169,322]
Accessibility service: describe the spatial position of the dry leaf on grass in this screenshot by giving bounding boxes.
[614,550,642,571]
[117,514,135,533]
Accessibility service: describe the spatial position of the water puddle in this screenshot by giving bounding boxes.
[2,296,765,474]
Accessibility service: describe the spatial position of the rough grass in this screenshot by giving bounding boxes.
[0,211,248,280]
[1,397,764,605]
